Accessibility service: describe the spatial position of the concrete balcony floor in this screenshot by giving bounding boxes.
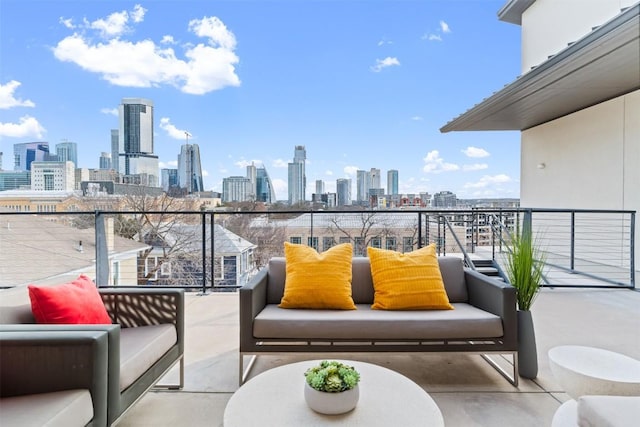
[119,287,640,427]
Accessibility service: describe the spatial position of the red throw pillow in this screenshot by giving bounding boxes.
[28,275,112,324]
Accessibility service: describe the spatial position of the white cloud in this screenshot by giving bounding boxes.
[59,17,75,29]
[100,107,118,116]
[272,159,288,168]
[272,178,286,198]
[235,159,262,168]
[440,20,451,33]
[464,174,511,189]
[370,57,400,72]
[377,39,392,46]
[0,115,46,138]
[159,117,191,140]
[422,34,441,42]
[422,150,459,173]
[325,170,333,176]
[202,169,209,177]
[159,160,178,168]
[462,163,488,171]
[411,116,424,121]
[52,8,240,95]
[161,35,176,45]
[462,146,490,158]
[0,80,35,109]
[343,166,359,176]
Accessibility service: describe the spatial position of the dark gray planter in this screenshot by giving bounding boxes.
[517,310,538,379]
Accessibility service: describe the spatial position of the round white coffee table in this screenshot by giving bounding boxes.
[548,345,640,398]
[224,359,444,426]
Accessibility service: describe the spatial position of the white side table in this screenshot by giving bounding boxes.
[548,345,640,399]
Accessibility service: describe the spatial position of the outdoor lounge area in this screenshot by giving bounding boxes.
[110,285,639,427]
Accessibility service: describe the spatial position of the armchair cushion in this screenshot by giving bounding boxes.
[0,389,93,427]
[28,275,111,324]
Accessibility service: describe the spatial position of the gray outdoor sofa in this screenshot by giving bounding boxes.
[240,256,518,385]
[0,288,185,426]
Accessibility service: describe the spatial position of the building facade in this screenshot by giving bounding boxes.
[356,170,369,203]
[118,98,159,187]
[31,161,75,191]
[387,169,399,195]
[287,145,306,204]
[55,141,78,166]
[336,178,352,206]
[177,143,204,194]
[222,176,251,203]
[13,142,51,171]
[161,168,179,192]
[256,166,276,203]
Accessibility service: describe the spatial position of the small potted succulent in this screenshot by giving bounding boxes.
[304,360,361,414]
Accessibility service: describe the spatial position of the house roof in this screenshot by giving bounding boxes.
[0,212,149,286]
[440,3,640,132]
[151,223,256,256]
[497,0,536,25]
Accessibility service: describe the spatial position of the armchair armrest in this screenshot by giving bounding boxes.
[239,268,268,352]
[464,269,517,348]
[0,329,110,427]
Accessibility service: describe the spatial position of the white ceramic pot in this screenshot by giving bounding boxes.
[304,383,359,415]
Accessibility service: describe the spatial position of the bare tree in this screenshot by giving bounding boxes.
[326,212,397,256]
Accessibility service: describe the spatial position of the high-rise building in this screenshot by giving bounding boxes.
[256,166,276,203]
[336,178,352,206]
[13,142,51,171]
[356,170,369,203]
[161,168,179,192]
[222,176,251,202]
[99,152,112,170]
[118,98,159,186]
[433,191,457,208]
[177,143,204,194]
[110,129,119,173]
[246,163,257,201]
[315,179,325,195]
[387,169,399,195]
[0,171,30,191]
[288,145,306,204]
[370,168,381,189]
[55,141,78,166]
[31,161,75,191]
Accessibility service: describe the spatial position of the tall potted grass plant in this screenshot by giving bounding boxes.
[504,226,546,379]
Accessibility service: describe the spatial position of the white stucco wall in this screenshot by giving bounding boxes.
[520,0,636,72]
[521,90,640,273]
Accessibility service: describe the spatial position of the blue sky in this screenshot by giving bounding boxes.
[0,0,522,200]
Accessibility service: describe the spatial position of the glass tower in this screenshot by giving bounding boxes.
[387,169,399,195]
[118,98,159,186]
[178,143,204,194]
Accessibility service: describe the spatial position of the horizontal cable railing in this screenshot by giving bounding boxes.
[0,208,635,291]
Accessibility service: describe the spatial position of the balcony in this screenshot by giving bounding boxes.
[1,208,638,426]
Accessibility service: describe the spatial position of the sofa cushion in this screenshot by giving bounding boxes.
[28,275,112,324]
[253,303,503,340]
[368,245,453,310]
[279,242,356,310]
[577,395,640,427]
[119,324,177,391]
[0,389,93,427]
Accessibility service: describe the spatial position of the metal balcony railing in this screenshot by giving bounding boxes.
[0,208,635,291]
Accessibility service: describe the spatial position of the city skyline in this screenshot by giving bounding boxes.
[0,1,522,200]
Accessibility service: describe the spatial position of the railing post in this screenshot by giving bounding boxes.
[200,211,207,295]
[418,212,422,249]
[310,211,313,247]
[95,211,109,286]
[630,211,636,289]
[570,211,576,272]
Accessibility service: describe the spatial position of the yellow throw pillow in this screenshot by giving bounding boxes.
[368,244,454,310]
[279,242,356,310]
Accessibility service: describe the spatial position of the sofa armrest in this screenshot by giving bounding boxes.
[464,269,517,348]
[0,329,110,427]
[239,268,268,351]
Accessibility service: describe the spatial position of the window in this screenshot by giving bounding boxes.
[354,237,365,256]
[322,237,335,251]
[370,237,381,248]
[308,236,318,250]
[290,236,301,244]
[145,257,158,280]
[385,237,396,251]
[160,261,171,276]
[403,237,414,253]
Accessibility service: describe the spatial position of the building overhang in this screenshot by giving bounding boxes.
[497,0,536,25]
[440,3,640,133]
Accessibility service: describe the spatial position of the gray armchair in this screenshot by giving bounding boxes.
[0,287,185,426]
[0,329,110,427]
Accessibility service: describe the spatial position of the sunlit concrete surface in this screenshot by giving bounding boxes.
[115,288,640,427]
